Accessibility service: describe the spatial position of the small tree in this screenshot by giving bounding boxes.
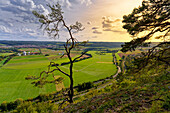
[27,3,87,103]
[121,0,170,71]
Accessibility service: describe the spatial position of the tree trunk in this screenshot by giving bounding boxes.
[69,62,74,103]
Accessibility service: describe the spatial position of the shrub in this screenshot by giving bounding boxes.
[0,98,23,112]
[0,101,8,111]
[45,54,49,56]
[38,94,54,102]
[77,82,94,92]
[120,79,136,88]
[13,101,36,113]
[36,102,57,113]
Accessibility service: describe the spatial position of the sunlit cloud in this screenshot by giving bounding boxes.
[92,26,100,30]
[87,21,91,25]
[93,30,102,34]
[101,16,126,34]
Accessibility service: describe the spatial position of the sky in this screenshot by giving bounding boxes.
[0,0,144,42]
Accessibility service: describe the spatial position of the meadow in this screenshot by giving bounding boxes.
[0,55,55,103]
[53,51,117,87]
[0,51,117,103]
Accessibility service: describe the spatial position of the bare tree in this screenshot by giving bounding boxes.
[26,3,87,103]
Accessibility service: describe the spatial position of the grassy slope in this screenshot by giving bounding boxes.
[62,64,170,113]
[115,52,121,61]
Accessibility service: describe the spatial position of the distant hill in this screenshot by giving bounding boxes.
[0,40,160,48]
[0,40,124,49]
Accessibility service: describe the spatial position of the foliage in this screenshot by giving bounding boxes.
[61,60,169,112]
[38,94,54,102]
[44,54,49,56]
[0,99,23,112]
[77,82,94,92]
[121,0,170,74]
[121,0,169,52]
[12,101,57,113]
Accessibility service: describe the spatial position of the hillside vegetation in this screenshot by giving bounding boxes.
[0,48,169,112]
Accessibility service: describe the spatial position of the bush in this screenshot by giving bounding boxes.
[45,54,49,56]
[14,98,23,106]
[77,82,94,92]
[0,98,23,112]
[120,79,136,88]
[38,94,54,102]
[0,101,8,111]
[13,101,36,113]
[13,101,57,113]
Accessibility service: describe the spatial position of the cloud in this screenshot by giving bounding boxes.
[0,0,50,35]
[0,0,94,41]
[0,25,12,33]
[58,0,72,9]
[103,28,126,33]
[102,16,122,28]
[0,0,49,15]
[0,1,11,5]
[101,16,125,34]
[114,19,121,22]
[92,26,100,29]
[80,0,92,6]
[92,36,98,38]
[102,22,113,28]
[93,29,102,34]
[92,26,102,34]
[70,0,92,6]
[103,28,113,32]
[87,21,91,25]
[102,16,114,28]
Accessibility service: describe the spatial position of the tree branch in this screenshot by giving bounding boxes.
[73,51,87,62]
[49,62,70,77]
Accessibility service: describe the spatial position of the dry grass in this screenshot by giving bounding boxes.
[54,76,65,91]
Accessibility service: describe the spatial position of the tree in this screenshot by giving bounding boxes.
[26,3,87,103]
[121,0,170,71]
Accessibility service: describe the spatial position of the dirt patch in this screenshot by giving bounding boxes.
[62,53,79,58]
[79,55,90,59]
[54,76,65,91]
[96,62,113,64]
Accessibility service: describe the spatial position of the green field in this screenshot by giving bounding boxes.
[54,51,117,87]
[0,55,55,103]
[0,51,117,103]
